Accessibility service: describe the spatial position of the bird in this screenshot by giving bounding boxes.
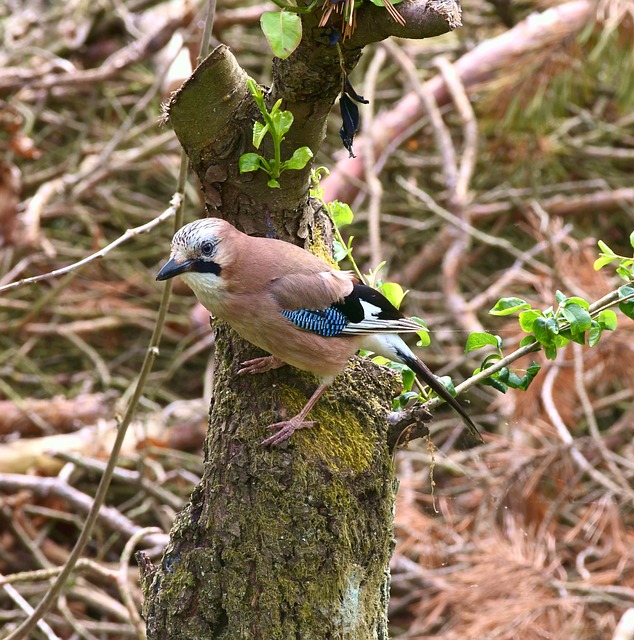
[156,218,482,447]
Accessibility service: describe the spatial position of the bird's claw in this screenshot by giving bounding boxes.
[260,419,317,446]
[237,356,284,376]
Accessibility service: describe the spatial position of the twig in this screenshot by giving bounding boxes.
[51,451,184,511]
[0,0,210,624]
[363,47,387,268]
[0,474,168,549]
[0,14,188,93]
[118,528,162,638]
[573,343,634,502]
[1,153,187,640]
[465,224,573,313]
[0,572,61,640]
[0,194,181,294]
[396,175,550,271]
[541,354,625,497]
[383,40,458,191]
[57,592,100,640]
[433,56,478,206]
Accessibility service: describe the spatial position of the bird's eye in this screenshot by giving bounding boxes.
[200,241,214,257]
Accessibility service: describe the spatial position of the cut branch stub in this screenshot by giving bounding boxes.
[168,45,249,175]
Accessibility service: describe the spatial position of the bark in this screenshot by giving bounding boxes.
[141,2,458,636]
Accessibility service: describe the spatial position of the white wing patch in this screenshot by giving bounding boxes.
[359,299,383,318]
[340,308,424,335]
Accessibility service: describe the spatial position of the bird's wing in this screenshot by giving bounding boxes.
[277,282,425,337]
[270,269,356,310]
[335,284,424,335]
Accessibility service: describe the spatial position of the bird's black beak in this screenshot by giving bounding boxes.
[156,257,195,281]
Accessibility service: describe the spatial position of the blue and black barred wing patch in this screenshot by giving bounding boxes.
[281,307,348,337]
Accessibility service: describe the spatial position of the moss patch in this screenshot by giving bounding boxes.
[279,384,375,473]
[307,225,339,268]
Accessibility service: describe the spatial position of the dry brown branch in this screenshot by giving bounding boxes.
[382,40,458,192]
[0,194,181,293]
[213,5,268,32]
[363,47,388,268]
[0,12,191,94]
[0,393,115,438]
[0,471,168,553]
[322,0,596,204]
[466,187,634,220]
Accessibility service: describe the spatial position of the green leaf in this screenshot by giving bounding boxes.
[588,321,602,347]
[526,362,541,376]
[630,231,634,249]
[544,344,558,360]
[260,10,302,59]
[401,367,416,392]
[516,362,541,390]
[252,121,269,149]
[597,309,617,330]
[480,353,502,369]
[329,201,354,228]
[409,316,427,330]
[238,153,265,173]
[272,109,294,138]
[281,146,313,171]
[559,327,585,346]
[380,282,406,308]
[593,254,616,271]
[482,376,508,393]
[433,376,456,397]
[393,391,419,410]
[618,285,634,320]
[598,239,616,256]
[490,297,531,316]
[505,372,524,388]
[333,239,350,262]
[555,290,566,304]
[416,330,430,348]
[267,178,281,188]
[561,302,592,334]
[519,335,538,348]
[464,332,502,354]
[533,316,559,346]
[369,0,405,6]
[519,309,542,332]
[554,333,570,348]
[562,296,590,310]
[617,265,633,281]
[246,78,265,109]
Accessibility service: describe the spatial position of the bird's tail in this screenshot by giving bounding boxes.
[398,350,483,447]
[362,333,483,446]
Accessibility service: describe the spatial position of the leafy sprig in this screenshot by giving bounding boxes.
[239,78,313,188]
[466,235,634,393]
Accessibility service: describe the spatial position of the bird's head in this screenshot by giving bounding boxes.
[156,219,234,297]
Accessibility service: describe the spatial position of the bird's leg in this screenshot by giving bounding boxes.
[261,382,330,447]
[237,355,285,376]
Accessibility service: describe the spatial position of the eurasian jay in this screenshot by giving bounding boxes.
[156,218,481,446]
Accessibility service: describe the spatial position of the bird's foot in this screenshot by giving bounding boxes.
[237,355,285,376]
[260,418,317,447]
